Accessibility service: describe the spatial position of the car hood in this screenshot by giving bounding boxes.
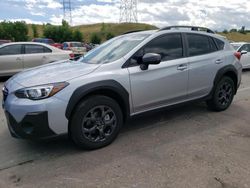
[6,60,100,89]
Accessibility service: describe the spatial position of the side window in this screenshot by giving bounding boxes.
[214,38,225,50]
[247,44,250,52]
[25,44,45,54]
[144,34,183,61]
[44,46,52,53]
[187,34,216,56]
[0,45,22,56]
[129,34,183,66]
[238,44,250,52]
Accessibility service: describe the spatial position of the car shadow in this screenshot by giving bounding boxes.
[1,97,241,172]
[9,102,210,154]
[0,76,11,83]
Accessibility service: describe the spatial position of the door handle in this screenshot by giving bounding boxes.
[16,57,22,61]
[215,59,223,64]
[177,64,188,71]
[42,56,47,59]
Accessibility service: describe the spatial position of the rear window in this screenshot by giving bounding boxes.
[25,44,52,54]
[71,43,82,47]
[214,38,225,50]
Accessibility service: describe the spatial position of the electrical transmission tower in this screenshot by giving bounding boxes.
[62,0,73,25]
[119,0,138,23]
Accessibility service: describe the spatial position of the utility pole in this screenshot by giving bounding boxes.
[62,0,73,25]
[119,0,138,23]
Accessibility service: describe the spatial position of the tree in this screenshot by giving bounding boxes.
[43,20,74,42]
[32,24,38,38]
[101,22,106,33]
[90,33,101,44]
[222,29,228,34]
[106,32,114,40]
[230,28,237,33]
[0,21,28,41]
[72,30,83,41]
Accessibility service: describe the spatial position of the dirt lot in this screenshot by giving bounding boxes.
[0,72,250,188]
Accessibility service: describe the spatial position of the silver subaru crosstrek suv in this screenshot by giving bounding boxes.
[2,26,242,149]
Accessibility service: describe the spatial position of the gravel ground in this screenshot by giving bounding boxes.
[0,71,250,188]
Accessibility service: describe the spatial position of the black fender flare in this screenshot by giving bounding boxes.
[65,80,130,120]
[212,65,238,95]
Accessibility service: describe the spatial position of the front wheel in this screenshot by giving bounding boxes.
[70,95,123,150]
[206,76,235,111]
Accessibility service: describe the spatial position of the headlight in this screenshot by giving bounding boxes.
[15,82,69,100]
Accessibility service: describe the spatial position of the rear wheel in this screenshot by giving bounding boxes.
[70,95,123,150]
[206,76,235,111]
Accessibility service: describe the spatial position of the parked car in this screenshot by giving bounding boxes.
[62,42,87,60]
[2,26,242,150]
[32,38,63,49]
[231,42,250,69]
[0,42,73,76]
[0,40,11,45]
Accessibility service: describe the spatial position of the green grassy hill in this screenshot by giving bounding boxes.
[73,23,157,42]
[27,23,250,43]
[27,23,157,42]
[219,32,250,42]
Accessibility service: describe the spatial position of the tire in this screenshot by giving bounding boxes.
[206,76,235,111]
[70,95,123,150]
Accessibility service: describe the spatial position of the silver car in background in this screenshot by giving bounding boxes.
[231,42,250,69]
[0,42,73,77]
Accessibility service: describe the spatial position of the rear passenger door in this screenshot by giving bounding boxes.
[186,34,225,99]
[127,33,189,113]
[23,44,52,69]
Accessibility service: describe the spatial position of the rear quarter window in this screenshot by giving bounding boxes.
[214,38,225,50]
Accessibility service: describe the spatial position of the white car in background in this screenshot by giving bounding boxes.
[231,42,250,69]
[0,42,73,77]
[62,42,87,60]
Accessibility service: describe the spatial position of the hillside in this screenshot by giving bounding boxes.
[73,23,157,42]
[27,23,250,43]
[27,23,158,42]
[219,32,250,42]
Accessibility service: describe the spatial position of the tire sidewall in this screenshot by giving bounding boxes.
[213,76,235,111]
[70,95,123,150]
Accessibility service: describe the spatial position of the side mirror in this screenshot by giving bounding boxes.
[140,53,161,70]
[241,50,248,55]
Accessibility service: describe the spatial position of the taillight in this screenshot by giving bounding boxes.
[69,53,74,59]
[234,52,241,60]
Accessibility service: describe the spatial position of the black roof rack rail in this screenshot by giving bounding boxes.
[159,26,215,34]
[122,30,145,35]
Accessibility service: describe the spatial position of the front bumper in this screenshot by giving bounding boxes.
[5,111,56,139]
[2,86,69,139]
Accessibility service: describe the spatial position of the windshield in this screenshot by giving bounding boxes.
[231,44,241,50]
[79,33,150,64]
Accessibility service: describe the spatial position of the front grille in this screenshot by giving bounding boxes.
[2,86,8,102]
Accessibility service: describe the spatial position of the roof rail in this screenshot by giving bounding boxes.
[159,26,215,34]
[122,30,145,35]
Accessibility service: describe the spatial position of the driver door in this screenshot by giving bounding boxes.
[127,33,189,113]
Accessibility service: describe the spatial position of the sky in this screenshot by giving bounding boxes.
[0,0,250,31]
